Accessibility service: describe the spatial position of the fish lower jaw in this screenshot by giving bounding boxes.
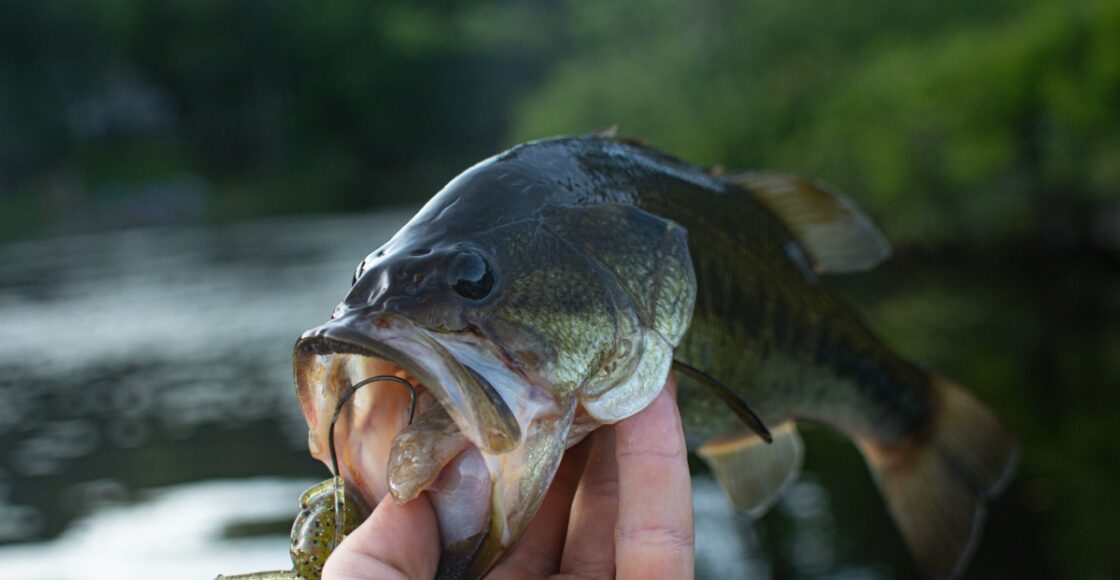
[293,322,566,573]
[348,387,493,550]
[295,347,494,549]
[352,414,493,549]
[426,445,492,547]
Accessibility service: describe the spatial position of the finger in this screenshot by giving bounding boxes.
[490,437,592,578]
[559,427,620,580]
[322,493,440,580]
[613,378,695,579]
[666,371,679,398]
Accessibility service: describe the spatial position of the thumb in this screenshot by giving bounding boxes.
[323,493,441,580]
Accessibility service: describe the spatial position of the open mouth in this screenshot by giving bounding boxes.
[293,313,522,549]
[293,311,579,576]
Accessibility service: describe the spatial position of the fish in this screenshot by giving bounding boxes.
[291,131,1018,579]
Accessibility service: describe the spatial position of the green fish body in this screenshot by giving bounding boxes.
[529,135,1017,578]
[289,134,1017,580]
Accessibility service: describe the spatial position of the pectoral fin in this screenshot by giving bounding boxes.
[698,421,804,517]
[727,172,891,273]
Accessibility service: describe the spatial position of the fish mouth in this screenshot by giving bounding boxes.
[293,311,573,576]
[295,313,522,457]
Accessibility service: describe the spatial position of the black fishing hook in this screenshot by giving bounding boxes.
[326,374,418,549]
[328,374,419,478]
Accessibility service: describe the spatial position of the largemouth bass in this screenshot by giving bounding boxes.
[292,132,1017,579]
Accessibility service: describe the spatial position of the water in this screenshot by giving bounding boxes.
[0,211,1109,578]
[0,478,316,580]
[0,212,413,576]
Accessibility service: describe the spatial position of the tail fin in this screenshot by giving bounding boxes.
[858,376,1018,579]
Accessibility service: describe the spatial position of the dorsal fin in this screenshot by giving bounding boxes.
[589,124,619,138]
[727,172,891,273]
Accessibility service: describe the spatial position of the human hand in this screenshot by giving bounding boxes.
[323,373,694,580]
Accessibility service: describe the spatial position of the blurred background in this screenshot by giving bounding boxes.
[0,0,1117,578]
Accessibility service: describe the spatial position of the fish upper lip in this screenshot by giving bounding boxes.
[295,316,425,375]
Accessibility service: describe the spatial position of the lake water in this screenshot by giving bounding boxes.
[0,211,1106,578]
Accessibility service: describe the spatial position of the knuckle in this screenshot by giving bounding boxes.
[615,445,684,464]
[577,474,620,501]
[616,522,695,553]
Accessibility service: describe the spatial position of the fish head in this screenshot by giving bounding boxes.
[293,148,696,578]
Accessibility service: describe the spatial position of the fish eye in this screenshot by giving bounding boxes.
[447,251,494,301]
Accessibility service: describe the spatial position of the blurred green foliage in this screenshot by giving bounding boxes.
[2,0,1117,249]
[513,0,1120,246]
[0,0,564,237]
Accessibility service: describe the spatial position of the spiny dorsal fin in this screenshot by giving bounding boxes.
[589,124,619,138]
[698,421,804,517]
[727,172,891,273]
